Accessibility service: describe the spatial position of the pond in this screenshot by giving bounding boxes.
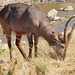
[0,2,75,43]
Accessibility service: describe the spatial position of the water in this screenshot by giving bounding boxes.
[0,2,75,43]
[38,2,75,13]
[39,2,75,32]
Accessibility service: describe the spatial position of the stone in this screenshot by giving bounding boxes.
[0,39,2,43]
[47,9,59,21]
[59,6,73,11]
[0,43,8,50]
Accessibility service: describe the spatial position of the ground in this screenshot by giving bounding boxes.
[0,35,75,75]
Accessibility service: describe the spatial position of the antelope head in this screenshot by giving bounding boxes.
[52,16,75,60]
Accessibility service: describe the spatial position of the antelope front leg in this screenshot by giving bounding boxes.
[34,35,39,57]
[16,34,27,59]
[27,32,33,58]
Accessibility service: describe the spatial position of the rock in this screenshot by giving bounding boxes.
[61,32,64,35]
[0,43,8,50]
[59,6,73,11]
[47,9,58,18]
[0,39,2,43]
[54,16,60,21]
[59,8,64,11]
[59,17,66,21]
[47,9,59,21]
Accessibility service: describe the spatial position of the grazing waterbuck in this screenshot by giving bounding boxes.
[0,3,75,60]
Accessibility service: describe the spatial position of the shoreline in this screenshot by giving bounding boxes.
[0,1,75,7]
[36,1,75,5]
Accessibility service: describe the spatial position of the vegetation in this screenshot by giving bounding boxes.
[0,35,75,75]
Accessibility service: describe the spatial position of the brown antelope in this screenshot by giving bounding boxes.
[0,3,75,60]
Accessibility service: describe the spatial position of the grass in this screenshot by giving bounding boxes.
[0,35,75,75]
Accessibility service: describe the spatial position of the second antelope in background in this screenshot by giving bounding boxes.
[0,3,75,60]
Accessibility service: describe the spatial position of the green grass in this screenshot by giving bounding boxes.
[0,35,75,75]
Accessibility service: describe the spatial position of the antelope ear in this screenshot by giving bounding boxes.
[52,32,64,43]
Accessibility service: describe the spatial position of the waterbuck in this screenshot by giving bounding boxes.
[0,3,75,60]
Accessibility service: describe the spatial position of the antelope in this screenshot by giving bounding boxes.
[0,3,75,60]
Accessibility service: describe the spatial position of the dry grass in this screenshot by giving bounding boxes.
[0,35,75,75]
